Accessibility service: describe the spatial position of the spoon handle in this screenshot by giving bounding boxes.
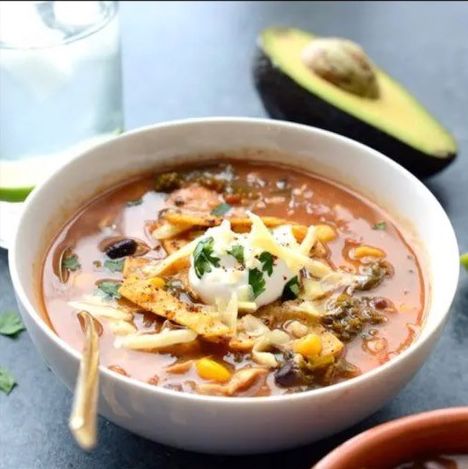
[69,311,100,450]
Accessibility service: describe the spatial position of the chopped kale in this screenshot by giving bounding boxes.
[321,293,387,341]
[355,260,393,291]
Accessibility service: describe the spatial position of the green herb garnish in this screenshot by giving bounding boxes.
[282,276,301,301]
[0,312,25,337]
[193,237,220,278]
[126,198,143,207]
[227,244,244,265]
[249,268,265,299]
[97,281,121,299]
[0,367,16,395]
[211,202,232,216]
[62,254,81,271]
[259,251,274,276]
[461,253,468,271]
[104,259,124,273]
[372,221,387,231]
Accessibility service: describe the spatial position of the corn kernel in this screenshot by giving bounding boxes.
[293,333,322,358]
[316,224,337,243]
[353,245,386,259]
[195,357,232,383]
[149,277,165,288]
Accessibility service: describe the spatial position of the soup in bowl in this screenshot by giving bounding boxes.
[43,160,424,396]
[9,118,459,453]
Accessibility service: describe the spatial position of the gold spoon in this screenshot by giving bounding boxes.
[69,311,100,450]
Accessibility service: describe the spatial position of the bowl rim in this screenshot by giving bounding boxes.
[313,406,468,468]
[8,116,460,405]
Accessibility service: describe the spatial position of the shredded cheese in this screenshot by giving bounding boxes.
[115,328,197,350]
[215,293,238,335]
[109,320,137,336]
[248,212,331,277]
[143,238,198,276]
[299,225,317,255]
[237,301,258,313]
[68,295,132,321]
[302,272,358,301]
[289,300,324,319]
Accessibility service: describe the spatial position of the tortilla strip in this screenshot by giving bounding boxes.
[161,211,309,242]
[123,257,151,279]
[119,277,230,338]
[161,238,190,255]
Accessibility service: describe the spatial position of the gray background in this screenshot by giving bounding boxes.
[1,2,467,468]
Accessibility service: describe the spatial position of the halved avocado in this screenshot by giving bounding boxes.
[253,27,457,178]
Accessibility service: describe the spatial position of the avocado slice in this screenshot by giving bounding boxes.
[254,27,457,178]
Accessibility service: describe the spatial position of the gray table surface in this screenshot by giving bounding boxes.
[1,2,467,468]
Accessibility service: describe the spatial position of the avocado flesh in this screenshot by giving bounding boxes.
[254,27,457,178]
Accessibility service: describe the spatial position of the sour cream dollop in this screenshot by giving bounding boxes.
[188,220,298,307]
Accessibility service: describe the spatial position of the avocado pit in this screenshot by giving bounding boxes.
[301,38,379,99]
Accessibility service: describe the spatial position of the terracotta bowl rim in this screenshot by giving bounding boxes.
[314,407,468,468]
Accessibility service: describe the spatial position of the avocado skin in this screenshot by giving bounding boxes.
[253,51,456,179]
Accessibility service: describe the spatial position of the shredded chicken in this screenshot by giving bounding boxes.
[196,367,268,396]
[252,330,291,368]
[167,184,222,212]
[165,360,194,374]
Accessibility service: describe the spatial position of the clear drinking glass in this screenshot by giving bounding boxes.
[0,1,123,163]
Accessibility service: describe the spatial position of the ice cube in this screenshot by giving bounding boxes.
[0,2,65,47]
[53,1,103,28]
[0,47,74,102]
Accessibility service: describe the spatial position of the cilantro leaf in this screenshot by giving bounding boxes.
[282,276,301,301]
[249,268,265,299]
[126,198,143,207]
[97,280,121,299]
[259,251,274,276]
[0,367,16,395]
[104,259,124,273]
[0,312,25,337]
[227,244,244,265]
[372,221,387,231]
[62,254,81,272]
[461,253,468,271]
[193,237,220,278]
[211,202,232,216]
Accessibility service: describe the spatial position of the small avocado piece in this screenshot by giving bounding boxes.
[253,27,457,178]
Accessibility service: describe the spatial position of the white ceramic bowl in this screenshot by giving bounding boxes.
[9,118,459,454]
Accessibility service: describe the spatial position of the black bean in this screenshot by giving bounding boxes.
[373,298,388,309]
[274,362,304,388]
[105,238,137,259]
